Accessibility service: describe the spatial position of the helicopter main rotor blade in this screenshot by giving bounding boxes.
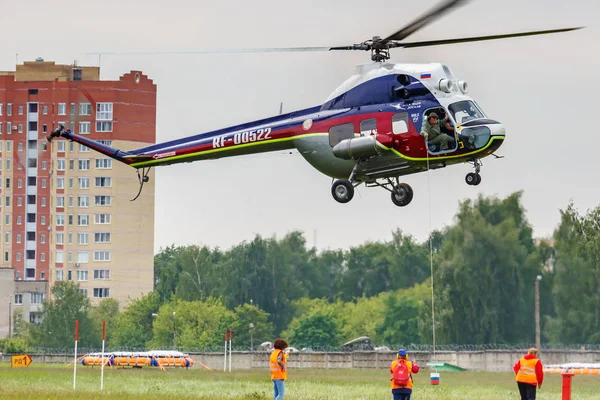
[399,27,583,48]
[86,47,334,55]
[384,0,469,42]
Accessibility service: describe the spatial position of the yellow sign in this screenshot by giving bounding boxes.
[11,354,32,368]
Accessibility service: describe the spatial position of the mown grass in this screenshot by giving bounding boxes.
[0,363,598,399]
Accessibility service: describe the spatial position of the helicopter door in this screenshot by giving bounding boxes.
[422,107,458,154]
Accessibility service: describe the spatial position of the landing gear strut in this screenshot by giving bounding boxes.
[465,159,482,186]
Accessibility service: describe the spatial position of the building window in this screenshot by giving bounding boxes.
[97,140,112,146]
[95,158,112,169]
[95,177,111,188]
[56,214,64,226]
[56,233,64,244]
[41,178,46,188]
[5,196,10,207]
[0,103,2,115]
[58,103,66,115]
[14,294,23,304]
[78,214,89,226]
[17,180,22,189]
[18,124,23,133]
[17,216,22,225]
[93,251,110,262]
[77,233,88,245]
[40,253,46,262]
[41,197,46,207]
[56,177,64,189]
[7,103,12,116]
[94,232,111,243]
[77,251,89,263]
[57,159,65,170]
[94,214,111,224]
[78,178,89,189]
[16,253,21,261]
[79,143,90,152]
[67,269,72,280]
[69,196,74,207]
[57,141,65,152]
[78,196,89,207]
[79,103,91,115]
[5,214,10,225]
[18,105,23,115]
[80,288,88,297]
[7,122,11,133]
[42,161,47,170]
[41,216,46,225]
[78,159,90,170]
[42,105,48,115]
[94,269,110,280]
[77,270,88,281]
[93,288,110,298]
[69,177,74,189]
[94,196,111,206]
[16,234,21,243]
[56,196,64,208]
[79,122,91,134]
[68,215,73,226]
[5,232,10,244]
[56,251,64,263]
[4,251,9,262]
[30,293,45,304]
[96,121,113,132]
[5,177,10,187]
[56,270,63,281]
[96,103,113,120]
[18,142,23,152]
[40,234,46,244]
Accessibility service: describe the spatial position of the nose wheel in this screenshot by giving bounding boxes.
[331,179,355,203]
[465,172,481,186]
[466,159,482,186]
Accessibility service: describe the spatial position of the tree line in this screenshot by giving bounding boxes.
[2,191,599,353]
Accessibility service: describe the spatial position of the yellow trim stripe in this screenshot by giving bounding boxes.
[130,132,504,168]
[387,136,505,162]
[130,132,328,168]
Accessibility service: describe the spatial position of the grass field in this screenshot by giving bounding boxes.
[0,363,598,399]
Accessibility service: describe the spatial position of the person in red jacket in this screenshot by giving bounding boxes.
[513,347,544,400]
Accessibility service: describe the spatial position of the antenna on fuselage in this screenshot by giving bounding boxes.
[279,102,283,115]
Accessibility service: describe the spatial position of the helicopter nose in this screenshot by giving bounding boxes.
[490,123,505,137]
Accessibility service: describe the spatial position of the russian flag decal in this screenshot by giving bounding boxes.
[420,73,431,79]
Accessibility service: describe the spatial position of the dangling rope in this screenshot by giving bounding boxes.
[425,137,436,359]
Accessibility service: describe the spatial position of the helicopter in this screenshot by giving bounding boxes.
[48,0,581,205]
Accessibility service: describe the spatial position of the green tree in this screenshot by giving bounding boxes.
[376,283,429,345]
[547,203,600,344]
[149,298,235,350]
[231,303,273,349]
[33,281,95,348]
[89,298,120,347]
[110,292,160,349]
[434,192,540,344]
[288,309,341,348]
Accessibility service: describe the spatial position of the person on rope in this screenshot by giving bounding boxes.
[390,348,419,400]
[513,347,544,400]
[270,338,289,400]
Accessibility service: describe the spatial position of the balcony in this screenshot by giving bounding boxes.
[26,223,37,232]
[26,186,37,196]
[26,240,36,251]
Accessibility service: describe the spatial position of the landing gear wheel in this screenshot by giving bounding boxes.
[331,180,354,203]
[391,183,413,207]
[465,172,481,186]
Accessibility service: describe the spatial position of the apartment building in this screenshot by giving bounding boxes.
[0,59,156,336]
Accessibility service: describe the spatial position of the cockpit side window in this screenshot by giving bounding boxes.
[360,118,377,136]
[392,112,409,134]
[329,122,354,147]
[448,101,485,124]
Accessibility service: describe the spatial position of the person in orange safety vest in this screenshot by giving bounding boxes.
[270,338,289,400]
[513,347,544,400]
[390,348,419,400]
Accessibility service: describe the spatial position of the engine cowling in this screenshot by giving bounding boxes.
[332,135,391,160]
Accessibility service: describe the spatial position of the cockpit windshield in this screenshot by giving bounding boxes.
[448,101,486,124]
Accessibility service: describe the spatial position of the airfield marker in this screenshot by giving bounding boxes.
[224,329,228,372]
[73,320,79,390]
[228,329,232,372]
[100,320,106,390]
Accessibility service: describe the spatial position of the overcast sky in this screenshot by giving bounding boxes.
[1,0,598,253]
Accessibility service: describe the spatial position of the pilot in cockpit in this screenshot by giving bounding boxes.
[420,111,454,151]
